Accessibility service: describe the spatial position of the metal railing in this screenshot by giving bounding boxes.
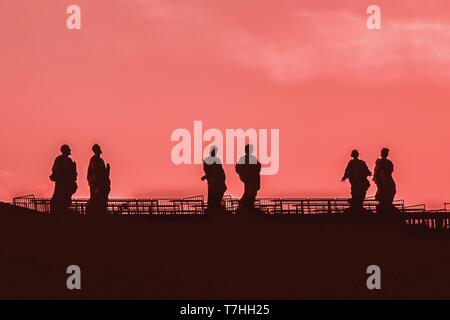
[403,203,450,229]
[9,194,424,216]
[403,204,426,213]
[13,195,206,215]
[13,195,51,213]
[222,195,239,214]
[10,195,450,229]
[254,198,404,215]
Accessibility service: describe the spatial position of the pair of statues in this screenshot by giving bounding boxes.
[341,148,397,213]
[50,144,110,215]
[201,144,261,212]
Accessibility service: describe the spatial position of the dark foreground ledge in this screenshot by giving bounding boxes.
[0,203,449,299]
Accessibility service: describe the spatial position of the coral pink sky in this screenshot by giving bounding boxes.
[1,0,449,208]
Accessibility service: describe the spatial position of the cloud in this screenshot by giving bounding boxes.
[128,1,450,82]
[223,9,450,82]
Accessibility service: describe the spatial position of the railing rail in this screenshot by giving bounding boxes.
[9,195,450,230]
[254,198,405,215]
[9,194,436,216]
[403,204,426,213]
[11,195,206,215]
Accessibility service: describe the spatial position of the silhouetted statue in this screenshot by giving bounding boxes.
[235,144,261,210]
[341,149,372,212]
[201,146,227,212]
[373,147,397,213]
[50,145,78,214]
[86,144,111,215]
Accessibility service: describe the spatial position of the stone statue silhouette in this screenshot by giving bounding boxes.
[373,147,397,213]
[341,149,372,212]
[201,146,227,212]
[50,144,77,214]
[235,144,261,210]
[86,144,111,216]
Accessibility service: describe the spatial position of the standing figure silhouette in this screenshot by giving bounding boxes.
[341,149,372,212]
[235,144,261,211]
[86,144,111,216]
[50,144,78,214]
[201,146,227,212]
[373,147,397,213]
